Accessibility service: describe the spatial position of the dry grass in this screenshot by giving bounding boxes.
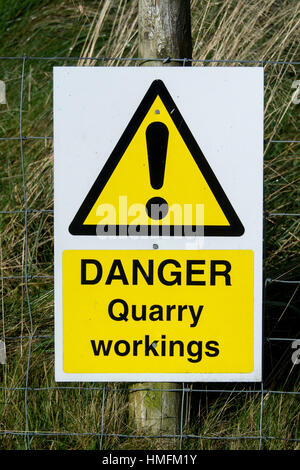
[78,0,138,66]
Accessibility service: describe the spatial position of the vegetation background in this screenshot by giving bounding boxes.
[0,0,299,450]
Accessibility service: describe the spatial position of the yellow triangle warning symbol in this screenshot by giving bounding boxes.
[69,80,244,237]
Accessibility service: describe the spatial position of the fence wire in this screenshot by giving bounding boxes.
[0,56,299,451]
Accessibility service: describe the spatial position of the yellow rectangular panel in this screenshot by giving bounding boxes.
[62,250,254,374]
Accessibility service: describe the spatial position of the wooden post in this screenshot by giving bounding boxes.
[129,0,192,443]
[138,0,192,66]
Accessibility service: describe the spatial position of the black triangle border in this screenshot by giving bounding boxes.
[69,79,244,237]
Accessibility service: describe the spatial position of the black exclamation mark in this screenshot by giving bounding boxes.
[145,121,169,220]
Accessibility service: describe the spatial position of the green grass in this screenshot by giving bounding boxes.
[0,0,299,450]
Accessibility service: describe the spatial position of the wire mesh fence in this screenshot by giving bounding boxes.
[0,56,299,451]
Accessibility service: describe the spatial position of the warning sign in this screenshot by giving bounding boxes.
[63,250,254,374]
[69,80,244,237]
[54,67,264,382]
